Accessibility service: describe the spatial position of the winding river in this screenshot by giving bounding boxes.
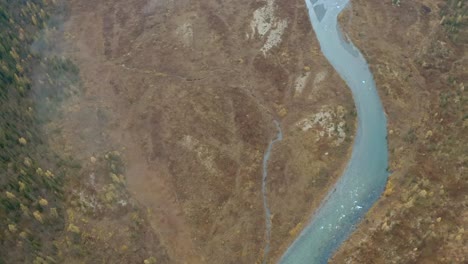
[279,0,389,263]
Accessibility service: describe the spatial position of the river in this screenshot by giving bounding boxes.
[278,0,389,263]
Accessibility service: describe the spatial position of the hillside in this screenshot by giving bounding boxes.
[1,0,358,263]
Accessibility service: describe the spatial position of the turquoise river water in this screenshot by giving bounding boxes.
[278,0,389,263]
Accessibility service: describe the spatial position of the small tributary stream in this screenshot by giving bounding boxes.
[262,121,283,264]
[278,0,389,263]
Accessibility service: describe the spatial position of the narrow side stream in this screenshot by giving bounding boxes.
[262,120,283,264]
[279,0,389,263]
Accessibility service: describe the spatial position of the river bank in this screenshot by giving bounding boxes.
[331,0,467,263]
